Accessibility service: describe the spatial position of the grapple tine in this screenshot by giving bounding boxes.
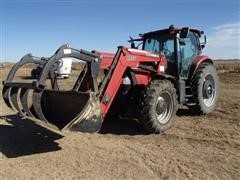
[19,88,39,119]
[32,90,49,124]
[2,85,13,109]
[9,87,22,112]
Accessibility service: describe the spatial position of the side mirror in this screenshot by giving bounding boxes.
[180,27,189,38]
[128,36,136,48]
[131,42,136,48]
[204,35,207,44]
[200,35,207,49]
[200,44,205,49]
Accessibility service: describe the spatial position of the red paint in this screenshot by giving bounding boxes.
[99,52,115,69]
[135,74,151,85]
[193,55,212,66]
[97,48,213,119]
[99,47,166,118]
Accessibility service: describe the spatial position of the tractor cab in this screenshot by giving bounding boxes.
[132,25,206,79]
[128,25,213,105]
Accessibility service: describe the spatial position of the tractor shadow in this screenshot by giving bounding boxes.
[100,108,198,135]
[0,115,63,158]
[20,76,36,80]
[100,117,151,135]
[176,108,200,116]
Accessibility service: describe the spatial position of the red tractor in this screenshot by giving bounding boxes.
[2,25,219,133]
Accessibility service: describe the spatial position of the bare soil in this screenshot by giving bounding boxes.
[0,62,240,179]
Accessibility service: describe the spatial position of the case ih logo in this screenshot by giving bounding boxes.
[126,55,137,61]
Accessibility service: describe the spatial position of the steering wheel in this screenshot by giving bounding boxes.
[163,49,172,57]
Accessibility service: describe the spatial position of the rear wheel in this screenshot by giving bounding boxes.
[190,63,219,114]
[140,80,177,133]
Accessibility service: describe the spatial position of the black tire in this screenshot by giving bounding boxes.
[139,80,178,133]
[190,63,219,114]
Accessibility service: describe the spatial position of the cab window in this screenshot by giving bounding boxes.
[143,35,175,62]
[180,32,199,78]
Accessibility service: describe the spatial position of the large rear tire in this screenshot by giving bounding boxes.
[190,63,219,114]
[139,80,177,133]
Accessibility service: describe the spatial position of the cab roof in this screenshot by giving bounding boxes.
[142,25,203,38]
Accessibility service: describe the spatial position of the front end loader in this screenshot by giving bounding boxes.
[3,45,104,132]
[3,44,169,133]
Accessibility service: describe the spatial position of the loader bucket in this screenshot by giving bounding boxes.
[3,83,102,132]
[39,90,90,129]
[33,89,102,132]
[2,44,103,133]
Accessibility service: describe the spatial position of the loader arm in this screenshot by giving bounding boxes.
[99,47,165,118]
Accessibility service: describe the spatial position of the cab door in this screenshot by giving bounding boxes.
[179,32,200,78]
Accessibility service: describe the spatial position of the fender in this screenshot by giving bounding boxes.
[152,73,176,83]
[188,55,214,80]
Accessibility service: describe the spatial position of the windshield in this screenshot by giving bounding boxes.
[143,35,175,62]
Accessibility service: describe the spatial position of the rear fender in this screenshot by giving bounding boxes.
[189,55,214,80]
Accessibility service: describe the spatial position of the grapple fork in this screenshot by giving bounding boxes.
[2,44,103,133]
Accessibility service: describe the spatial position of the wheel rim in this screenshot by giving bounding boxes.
[156,91,173,124]
[202,74,216,107]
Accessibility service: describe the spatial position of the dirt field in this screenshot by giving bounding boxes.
[0,61,240,179]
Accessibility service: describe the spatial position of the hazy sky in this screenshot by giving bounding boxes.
[0,0,240,61]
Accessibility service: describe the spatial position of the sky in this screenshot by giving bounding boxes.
[0,0,240,62]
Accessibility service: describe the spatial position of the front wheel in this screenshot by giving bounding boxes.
[139,80,178,133]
